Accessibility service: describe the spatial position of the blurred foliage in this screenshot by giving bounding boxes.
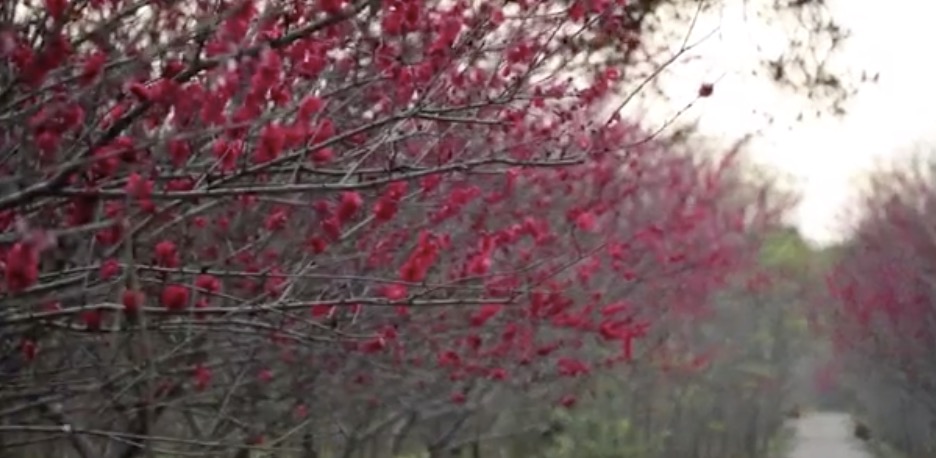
[438,226,821,458]
[760,227,813,270]
[758,227,839,276]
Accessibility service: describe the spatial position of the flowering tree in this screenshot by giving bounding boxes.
[0,0,792,457]
[824,159,936,458]
[528,251,811,458]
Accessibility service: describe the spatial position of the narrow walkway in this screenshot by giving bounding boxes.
[787,412,872,458]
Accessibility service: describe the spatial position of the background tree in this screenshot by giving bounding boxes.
[823,155,936,458]
[477,222,817,458]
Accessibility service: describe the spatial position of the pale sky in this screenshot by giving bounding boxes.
[630,0,936,246]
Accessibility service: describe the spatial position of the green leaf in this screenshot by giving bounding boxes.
[707,420,727,432]
[738,362,776,378]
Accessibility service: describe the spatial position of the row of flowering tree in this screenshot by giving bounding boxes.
[0,0,797,457]
[501,227,814,458]
[824,157,936,458]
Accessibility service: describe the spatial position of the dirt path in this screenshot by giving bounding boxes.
[787,412,872,458]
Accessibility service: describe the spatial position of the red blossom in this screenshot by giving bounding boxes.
[557,357,590,377]
[121,289,144,313]
[298,95,324,119]
[337,191,363,222]
[559,394,578,408]
[126,172,154,200]
[469,304,503,327]
[20,339,38,362]
[161,284,190,310]
[154,240,180,267]
[99,258,121,280]
[193,364,212,391]
[195,274,221,295]
[45,0,68,21]
[81,310,103,331]
[3,242,39,292]
[382,284,408,301]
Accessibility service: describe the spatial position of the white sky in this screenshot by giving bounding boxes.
[630,0,936,246]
